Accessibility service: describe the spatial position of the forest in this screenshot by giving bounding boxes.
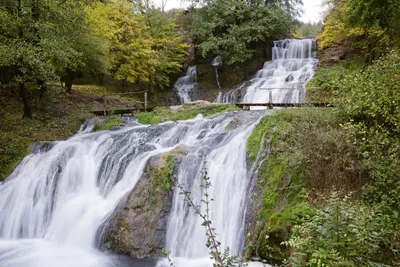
[0,0,399,266]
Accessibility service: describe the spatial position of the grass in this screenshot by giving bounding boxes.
[93,116,124,132]
[149,154,175,204]
[245,108,365,261]
[0,81,150,181]
[135,103,240,124]
[0,85,102,181]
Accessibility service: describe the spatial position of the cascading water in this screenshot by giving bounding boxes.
[0,110,264,267]
[174,66,197,104]
[0,39,313,267]
[217,39,316,104]
[211,56,222,89]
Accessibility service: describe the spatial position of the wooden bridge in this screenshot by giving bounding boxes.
[92,91,149,116]
[235,102,333,110]
[91,87,332,115]
[233,87,332,109]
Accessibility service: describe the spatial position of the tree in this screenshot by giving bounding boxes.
[317,0,391,63]
[188,0,299,65]
[0,0,78,117]
[347,0,400,45]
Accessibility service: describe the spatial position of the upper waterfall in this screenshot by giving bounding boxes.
[217,39,316,104]
[174,66,197,104]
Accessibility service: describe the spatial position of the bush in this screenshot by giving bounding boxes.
[339,50,400,210]
[284,191,400,266]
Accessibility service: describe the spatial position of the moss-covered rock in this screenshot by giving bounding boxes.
[102,148,187,259]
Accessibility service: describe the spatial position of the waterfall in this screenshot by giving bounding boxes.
[174,66,197,104]
[217,39,316,104]
[0,111,264,267]
[211,56,222,89]
[0,39,312,267]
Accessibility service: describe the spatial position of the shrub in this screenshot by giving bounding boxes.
[339,50,400,210]
[284,191,400,266]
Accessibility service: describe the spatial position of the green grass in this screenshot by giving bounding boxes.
[246,108,362,261]
[0,86,98,181]
[149,155,175,204]
[135,103,240,124]
[93,115,124,132]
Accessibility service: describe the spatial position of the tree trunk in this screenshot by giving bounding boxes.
[19,82,33,119]
[65,70,74,93]
[38,79,47,101]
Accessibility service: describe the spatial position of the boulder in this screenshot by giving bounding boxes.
[102,148,187,258]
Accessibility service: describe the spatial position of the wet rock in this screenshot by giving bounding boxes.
[32,141,56,154]
[102,150,186,259]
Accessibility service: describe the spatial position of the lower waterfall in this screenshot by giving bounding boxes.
[0,111,265,267]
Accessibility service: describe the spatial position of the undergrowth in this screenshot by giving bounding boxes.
[246,108,365,262]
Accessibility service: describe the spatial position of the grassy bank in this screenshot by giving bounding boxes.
[135,102,240,124]
[246,108,364,261]
[0,83,139,181]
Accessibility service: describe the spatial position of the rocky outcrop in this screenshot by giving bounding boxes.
[102,148,187,259]
[317,41,357,67]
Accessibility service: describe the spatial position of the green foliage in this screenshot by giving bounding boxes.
[317,0,395,58]
[150,154,175,204]
[347,0,400,41]
[247,109,364,261]
[0,0,188,118]
[338,51,400,210]
[284,191,400,266]
[93,116,123,132]
[135,103,239,124]
[306,59,364,102]
[189,0,298,65]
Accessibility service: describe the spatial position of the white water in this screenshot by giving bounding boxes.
[0,111,263,267]
[217,39,316,104]
[174,66,197,104]
[211,56,222,89]
[0,39,313,267]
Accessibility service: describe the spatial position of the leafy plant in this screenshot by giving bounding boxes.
[338,50,400,211]
[284,191,400,266]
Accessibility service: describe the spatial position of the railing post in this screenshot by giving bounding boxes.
[144,91,147,112]
[268,89,273,109]
[102,96,106,116]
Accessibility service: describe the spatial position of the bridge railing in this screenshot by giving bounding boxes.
[100,91,148,116]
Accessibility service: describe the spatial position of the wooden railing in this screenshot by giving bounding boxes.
[99,91,148,116]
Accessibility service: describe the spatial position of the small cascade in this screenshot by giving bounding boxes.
[174,66,197,104]
[217,39,316,104]
[211,56,222,89]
